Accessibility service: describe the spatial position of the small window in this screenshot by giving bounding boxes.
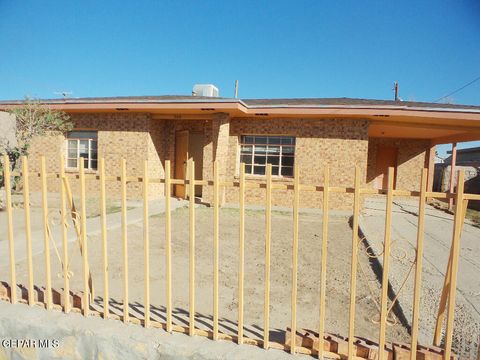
[240,135,295,177]
[65,131,98,170]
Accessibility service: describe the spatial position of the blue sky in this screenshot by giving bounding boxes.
[1,0,479,156]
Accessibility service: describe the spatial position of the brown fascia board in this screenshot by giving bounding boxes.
[2,98,480,124]
[0,99,248,115]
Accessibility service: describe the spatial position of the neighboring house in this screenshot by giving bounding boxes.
[434,146,480,208]
[1,85,480,210]
[444,146,480,165]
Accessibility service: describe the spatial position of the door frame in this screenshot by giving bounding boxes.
[374,145,398,190]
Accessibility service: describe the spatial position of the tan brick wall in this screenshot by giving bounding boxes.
[366,137,432,191]
[25,112,434,210]
[147,118,168,197]
[224,118,370,210]
[27,112,168,199]
[202,113,230,204]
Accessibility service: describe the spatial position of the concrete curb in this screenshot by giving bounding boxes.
[0,301,306,360]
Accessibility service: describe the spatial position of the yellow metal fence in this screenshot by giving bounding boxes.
[1,155,478,360]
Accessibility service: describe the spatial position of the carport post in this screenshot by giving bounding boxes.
[448,142,457,211]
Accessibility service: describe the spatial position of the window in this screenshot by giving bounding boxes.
[239,135,295,177]
[66,131,98,170]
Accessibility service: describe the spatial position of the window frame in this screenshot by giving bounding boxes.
[65,131,98,171]
[238,135,296,178]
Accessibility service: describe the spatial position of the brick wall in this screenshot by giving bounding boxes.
[27,112,167,199]
[147,118,167,197]
[224,118,370,210]
[202,113,230,204]
[25,112,434,210]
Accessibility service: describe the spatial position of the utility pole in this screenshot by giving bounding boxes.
[234,80,239,99]
[393,81,399,101]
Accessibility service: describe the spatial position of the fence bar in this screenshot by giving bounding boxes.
[290,165,300,354]
[165,160,172,332]
[79,158,89,316]
[188,159,196,336]
[264,163,272,349]
[433,197,468,346]
[99,158,108,318]
[409,168,427,360]
[62,173,94,301]
[143,160,150,327]
[121,158,129,323]
[477,336,480,360]
[21,156,34,305]
[378,167,395,360]
[60,157,70,313]
[444,170,465,360]
[3,155,16,304]
[40,156,53,309]
[213,160,220,340]
[318,166,329,359]
[348,166,361,359]
[464,193,480,201]
[238,163,245,345]
[434,248,453,346]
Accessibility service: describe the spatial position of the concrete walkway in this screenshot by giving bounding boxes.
[359,198,480,356]
[0,195,188,263]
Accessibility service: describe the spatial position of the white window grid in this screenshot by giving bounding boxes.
[65,138,98,170]
[239,136,295,177]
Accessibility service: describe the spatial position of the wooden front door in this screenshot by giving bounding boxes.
[375,146,397,189]
[174,130,189,197]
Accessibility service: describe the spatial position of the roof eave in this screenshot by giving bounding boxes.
[2,100,480,121]
[245,104,480,114]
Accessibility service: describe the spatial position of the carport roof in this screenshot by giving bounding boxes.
[242,97,480,111]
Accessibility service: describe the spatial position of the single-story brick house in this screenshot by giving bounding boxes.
[1,89,480,209]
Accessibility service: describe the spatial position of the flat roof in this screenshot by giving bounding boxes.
[1,96,480,113]
[447,146,480,154]
[0,95,234,105]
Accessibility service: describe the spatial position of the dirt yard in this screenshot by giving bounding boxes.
[2,204,410,345]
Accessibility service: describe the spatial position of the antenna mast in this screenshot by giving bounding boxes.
[393,82,399,101]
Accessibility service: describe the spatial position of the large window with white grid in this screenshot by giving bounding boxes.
[239,135,295,177]
[65,131,98,170]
